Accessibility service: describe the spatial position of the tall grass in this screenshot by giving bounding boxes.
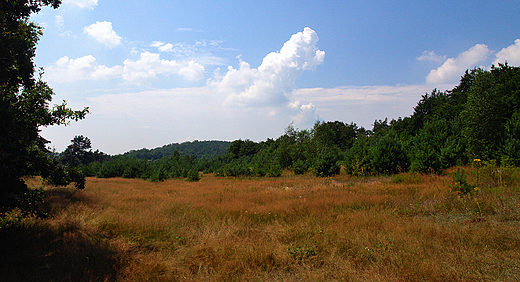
[2,168,519,281]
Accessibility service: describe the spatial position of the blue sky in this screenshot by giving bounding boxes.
[32,0,520,154]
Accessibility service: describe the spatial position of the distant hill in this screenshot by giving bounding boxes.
[122,140,231,160]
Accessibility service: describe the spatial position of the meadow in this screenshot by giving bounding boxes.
[1,166,520,281]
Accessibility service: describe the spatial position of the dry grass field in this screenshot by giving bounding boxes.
[1,167,520,281]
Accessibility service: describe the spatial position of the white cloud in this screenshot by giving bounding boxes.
[47,52,205,84]
[55,15,64,29]
[417,50,446,62]
[150,41,174,52]
[425,44,490,85]
[63,0,98,9]
[293,84,433,128]
[122,51,205,83]
[178,61,206,81]
[149,40,227,68]
[76,86,292,154]
[493,39,520,66]
[84,21,122,48]
[46,55,122,83]
[159,43,174,52]
[288,101,319,128]
[215,27,325,107]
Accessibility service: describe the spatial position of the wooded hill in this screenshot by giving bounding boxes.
[122,140,231,160]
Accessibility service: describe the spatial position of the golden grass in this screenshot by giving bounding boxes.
[3,170,520,281]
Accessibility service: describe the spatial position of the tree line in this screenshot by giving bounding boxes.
[61,64,520,181]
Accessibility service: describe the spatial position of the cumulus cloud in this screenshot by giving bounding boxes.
[425,44,490,85]
[63,0,98,9]
[288,101,319,128]
[47,53,205,84]
[216,27,325,107]
[417,50,446,62]
[84,21,122,48]
[151,41,174,52]
[122,51,205,83]
[150,41,226,67]
[46,55,122,83]
[493,39,520,66]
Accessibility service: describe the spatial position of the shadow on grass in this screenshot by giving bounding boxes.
[0,187,126,282]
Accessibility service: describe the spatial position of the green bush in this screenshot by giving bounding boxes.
[292,159,308,175]
[371,134,408,175]
[266,163,282,177]
[452,167,475,194]
[343,137,371,176]
[312,149,341,177]
[187,170,201,182]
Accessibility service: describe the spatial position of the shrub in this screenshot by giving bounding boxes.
[312,149,341,177]
[292,159,308,175]
[343,137,371,176]
[187,170,201,182]
[371,134,409,175]
[452,167,475,194]
[266,163,282,177]
[149,167,168,182]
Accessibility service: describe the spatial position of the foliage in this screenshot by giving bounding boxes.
[1,0,89,213]
[343,136,372,176]
[501,111,520,166]
[187,170,201,182]
[291,159,308,175]
[461,64,520,161]
[226,139,260,160]
[123,140,230,160]
[370,133,409,175]
[452,167,475,195]
[409,119,465,172]
[313,120,360,151]
[311,148,341,177]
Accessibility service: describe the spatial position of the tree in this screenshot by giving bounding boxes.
[461,64,520,160]
[60,135,93,167]
[1,0,89,213]
[371,133,409,175]
[312,147,341,177]
[502,111,520,166]
[313,120,359,151]
[225,139,258,160]
[371,118,390,137]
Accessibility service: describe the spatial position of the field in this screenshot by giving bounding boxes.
[1,167,520,281]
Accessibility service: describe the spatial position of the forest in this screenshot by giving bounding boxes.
[59,63,520,183]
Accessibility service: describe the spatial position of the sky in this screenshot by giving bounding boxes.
[31,0,520,155]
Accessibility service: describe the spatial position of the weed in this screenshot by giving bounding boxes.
[187,170,201,182]
[452,167,475,194]
[288,244,317,261]
[392,172,421,184]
